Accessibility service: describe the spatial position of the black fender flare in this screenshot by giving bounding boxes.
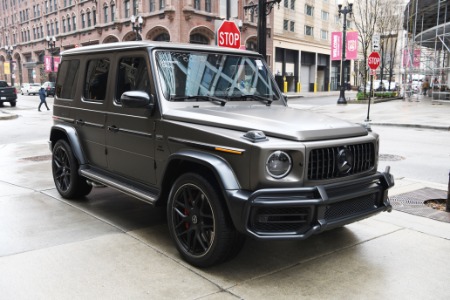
[164,149,241,191]
[49,124,87,165]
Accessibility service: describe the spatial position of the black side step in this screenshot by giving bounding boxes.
[80,168,158,205]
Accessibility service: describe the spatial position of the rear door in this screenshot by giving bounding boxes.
[105,52,156,186]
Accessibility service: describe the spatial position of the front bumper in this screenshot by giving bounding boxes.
[226,168,394,240]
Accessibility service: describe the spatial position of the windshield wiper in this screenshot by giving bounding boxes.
[170,95,227,106]
[229,94,274,106]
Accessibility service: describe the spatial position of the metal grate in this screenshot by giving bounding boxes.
[324,192,379,221]
[308,143,375,180]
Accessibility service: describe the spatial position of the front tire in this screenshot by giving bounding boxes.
[52,139,92,199]
[167,173,245,268]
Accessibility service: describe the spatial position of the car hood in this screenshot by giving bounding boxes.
[163,105,367,142]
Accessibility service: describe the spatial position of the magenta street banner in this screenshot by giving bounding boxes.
[346,31,358,60]
[331,32,342,60]
[402,49,421,67]
[44,56,61,73]
[331,31,358,60]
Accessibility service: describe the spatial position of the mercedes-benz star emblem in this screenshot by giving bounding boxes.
[337,147,354,174]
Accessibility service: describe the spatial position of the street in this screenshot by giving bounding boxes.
[1,94,450,299]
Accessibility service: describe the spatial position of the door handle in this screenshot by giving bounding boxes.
[108,125,119,132]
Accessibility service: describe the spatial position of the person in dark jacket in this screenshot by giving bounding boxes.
[38,87,50,111]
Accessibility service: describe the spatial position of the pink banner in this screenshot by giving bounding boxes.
[331,32,342,61]
[402,49,421,67]
[346,31,358,60]
[44,56,61,73]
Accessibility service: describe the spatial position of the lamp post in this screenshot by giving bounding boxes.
[243,0,281,60]
[46,36,56,82]
[131,15,143,41]
[5,45,14,87]
[337,0,353,105]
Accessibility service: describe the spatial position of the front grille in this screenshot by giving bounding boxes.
[249,207,312,233]
[324,192,379,221]
[308,143,375,180]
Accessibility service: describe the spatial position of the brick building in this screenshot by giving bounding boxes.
[0,0,273,87]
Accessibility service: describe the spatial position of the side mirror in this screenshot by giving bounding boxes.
[121,91,155,112]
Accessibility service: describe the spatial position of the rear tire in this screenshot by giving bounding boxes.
[167,173,245,268]
[52,139,92,199]
[10,101,16,107]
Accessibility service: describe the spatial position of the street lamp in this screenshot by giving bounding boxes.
[5,45,14,87]
[337,0,354,105]
[46,36,57,81]
[243,0,281,60]
[131,15,143,41]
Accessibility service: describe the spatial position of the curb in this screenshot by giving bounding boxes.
[0,110,18,120]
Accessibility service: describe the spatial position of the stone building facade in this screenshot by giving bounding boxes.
[0,0,272,87]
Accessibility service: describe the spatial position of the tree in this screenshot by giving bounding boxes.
[352,0,381,97]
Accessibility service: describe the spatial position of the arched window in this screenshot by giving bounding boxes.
[154,33,170,41]
[190,33,209,45]
[104,5,109,23]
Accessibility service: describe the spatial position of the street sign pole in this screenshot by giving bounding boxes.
[366,52,381,125]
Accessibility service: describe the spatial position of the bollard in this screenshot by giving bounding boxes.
[447,171,450,212]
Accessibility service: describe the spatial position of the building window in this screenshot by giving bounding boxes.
[111,4,115,21]
[154,33,170,41]
[283,19,288,31]
[62,18,66,33]
[81,12,86,28]
[305,5,314,16]
[72,15,77,30]
[284,0,288,8]
[55,21,59,34]
[290,0,295,10]
[190,33,209,45]
[160,0,165,9]
[149,0,155,12]
[290,21,295,32]
[104,5,109,23]
[47,23,50,35]
[67,17,71,31]
[205,0,211,12]
[87,11,92,27]
[93,10,96,26]
[133,0,138,15]
[305,25,313,36]
[321,10,328,21]
[321,29,328,40]
[194,0,200,9]
[124,0,130,18]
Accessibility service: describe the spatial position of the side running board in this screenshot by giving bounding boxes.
[80,168,158,205]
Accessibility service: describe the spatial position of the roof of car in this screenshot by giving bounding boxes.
[61,41,260,57]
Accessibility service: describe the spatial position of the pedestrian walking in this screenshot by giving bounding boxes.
[38,86,50,111]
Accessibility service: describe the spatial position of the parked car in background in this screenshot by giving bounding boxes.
[21,83,41,95]
[360,80,398,93]
[0,80,17,107]
[41,81,55,97]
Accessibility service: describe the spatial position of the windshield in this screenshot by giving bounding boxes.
[155,50,280,104]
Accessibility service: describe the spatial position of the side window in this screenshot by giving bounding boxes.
[56,59,80,99]
[116,56,150,103]
[84,58,110,101]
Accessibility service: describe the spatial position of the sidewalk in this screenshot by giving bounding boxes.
[287,91,450,131]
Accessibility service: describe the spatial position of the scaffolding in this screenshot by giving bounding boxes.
[403,0,450,101]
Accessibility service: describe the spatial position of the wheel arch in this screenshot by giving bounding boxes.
[158,150,241,206]
[49,124,87,165]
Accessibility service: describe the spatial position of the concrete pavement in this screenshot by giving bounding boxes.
[1,93,450,299]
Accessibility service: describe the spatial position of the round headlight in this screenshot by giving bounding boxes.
[266,151,292,179]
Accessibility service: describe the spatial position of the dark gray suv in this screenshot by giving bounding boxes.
[49,41,394,267]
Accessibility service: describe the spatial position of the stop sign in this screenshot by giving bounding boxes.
[368,51,381,70]
[217,21,241,49]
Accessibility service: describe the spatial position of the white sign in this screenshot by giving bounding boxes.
[372,34,380,51]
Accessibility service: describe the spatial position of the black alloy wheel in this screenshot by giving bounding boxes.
[167,173,244,268]
[52,140,92,199]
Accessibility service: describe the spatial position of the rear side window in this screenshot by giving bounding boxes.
[116,56,150,103]
[56,59,80,99]
[84,58,110,101]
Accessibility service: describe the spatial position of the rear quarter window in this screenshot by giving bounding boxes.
[56,59,80,99]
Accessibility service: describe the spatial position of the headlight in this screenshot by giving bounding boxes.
[266,151,292,179]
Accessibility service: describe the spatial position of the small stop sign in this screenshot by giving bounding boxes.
[368,51,381,70]
[217,21,241,49]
